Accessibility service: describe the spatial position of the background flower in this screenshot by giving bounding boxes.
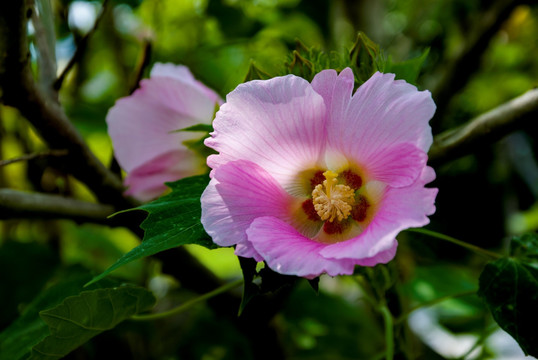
[201,69,437,278]
[106,63,222,201]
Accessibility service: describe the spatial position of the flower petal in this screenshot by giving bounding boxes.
[317,71,435,159]
[124,150,207,201]
[200,160,293,259]
[354,240,398,266]
[107,78,215,173]
[320,166,437,260]
[247,216,358,279]
[150,63,223,105]
[365,142,428,187]
[206,75,327,187]
[311,67,354,126]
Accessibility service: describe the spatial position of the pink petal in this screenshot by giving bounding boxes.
[311,67,354,127]
[312,70,435,158]
[107,76,216,173]
[200,160,293,259]
[320,166,437,260]
[124,149,207,201]
[354,240,398,266]
[246,216,358,279]
[150,63,223,105]
[365,143,428,188]
[206,75,327,187]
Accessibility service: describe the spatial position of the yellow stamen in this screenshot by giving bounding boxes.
[312,171,355,222]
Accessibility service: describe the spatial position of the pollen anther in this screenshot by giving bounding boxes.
[312,171,355,222]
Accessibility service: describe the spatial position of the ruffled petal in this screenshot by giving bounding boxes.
[320,166,437,260]
[247,216,358,279]
[200,160,294,259]
[311,67,354,127]
[206,75,327,187]
[320,71,435,160]
[124,150,207,201]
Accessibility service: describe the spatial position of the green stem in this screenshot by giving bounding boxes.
[132,278,244,321]
[395,289,477,324]
[406,228,502,259]
[355,277,394,360]
[379,304,394,360]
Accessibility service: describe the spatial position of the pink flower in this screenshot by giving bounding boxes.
[201,68,438,278]
[106,63,222,201]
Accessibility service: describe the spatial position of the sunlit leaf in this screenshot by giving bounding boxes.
[87,175,215,285]
[478,233,538,357]
[28,286,155,360]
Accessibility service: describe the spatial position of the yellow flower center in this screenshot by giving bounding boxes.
[312,170,355,222]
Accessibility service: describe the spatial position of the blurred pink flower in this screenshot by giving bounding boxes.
[106,63,222,201]
[201,68,438,278]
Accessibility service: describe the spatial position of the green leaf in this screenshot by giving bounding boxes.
[283,33,388,88]
[307,278,320,294]
[174,123,214,133]
[510,232,538,260]
[244,60,272,82]
[349,31,384,84]
[478,233,538,357]
[182,136,217,159]
[88,175,215,285]
[0,270,115,360]
[238,257,298,315]
[355,263,397,301]
[238,257,259,316]
[0,242,58,329]
[29,286,155,360]
[384,48,429,86]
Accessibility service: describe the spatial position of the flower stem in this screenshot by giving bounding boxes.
[131,278,244,321]
[379,304,394,360]
[395,289,477,324]
[355,278,394,360]
[406,228,503,259]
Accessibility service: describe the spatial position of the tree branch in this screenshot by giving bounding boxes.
[431,0,524,123]
[0,1,229,302]
[129,39,152,94]
[0,1,129,208]
[30,0,57,91]
[0,149,68,167]
[0,188,114,221]
[429,88,538,166]
[54,0,110,90]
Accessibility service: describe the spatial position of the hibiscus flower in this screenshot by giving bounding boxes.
[201,68,437,278]
[106,63,222,201]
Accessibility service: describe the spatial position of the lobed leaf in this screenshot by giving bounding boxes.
[0,271,114,360]
[478,233,538,357]
[28,286,155,360]
[88,175,215,285]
